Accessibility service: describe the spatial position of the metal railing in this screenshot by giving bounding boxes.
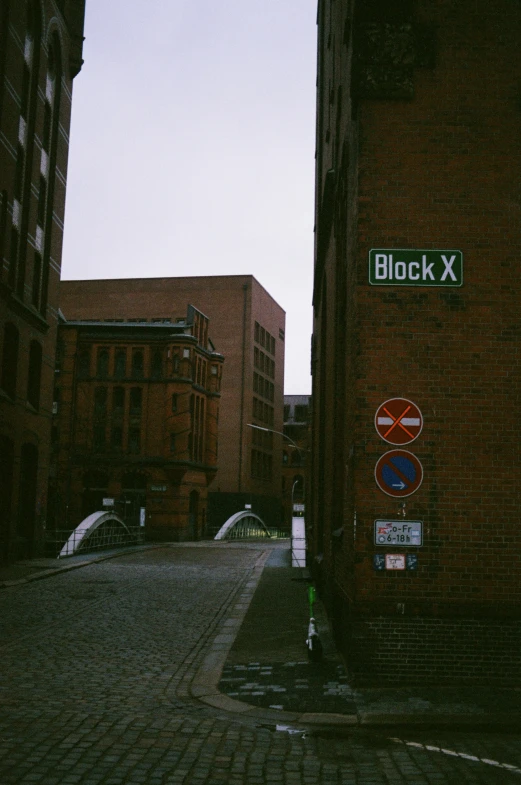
[45,519,144,559]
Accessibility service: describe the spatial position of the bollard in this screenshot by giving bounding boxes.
[306,616,323,662]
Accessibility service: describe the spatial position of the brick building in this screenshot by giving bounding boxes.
[281,395,311,531]
[310,0,521,683]
[0,0,85,562]
[59,275,286,532]
[50,306,223,546]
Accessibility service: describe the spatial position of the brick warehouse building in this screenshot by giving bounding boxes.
[310,0,521,684]
[0,0,85,562]
[49,306,224,546]
[59,276,286,533]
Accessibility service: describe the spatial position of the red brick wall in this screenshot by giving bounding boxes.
[0,1,85,561]
[59,276,286,517]
[311,0,521,682]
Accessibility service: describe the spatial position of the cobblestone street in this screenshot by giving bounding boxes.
[1,543,521,784]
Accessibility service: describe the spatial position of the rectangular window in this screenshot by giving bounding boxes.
[111,426,122,450]
[93,425,106,450]
[128,427,141,454]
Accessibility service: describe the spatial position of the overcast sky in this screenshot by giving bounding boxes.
[61,0,317,394]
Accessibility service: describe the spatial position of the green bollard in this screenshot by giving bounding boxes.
[308,585,316,617]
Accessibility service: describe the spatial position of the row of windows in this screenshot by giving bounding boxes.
[93,422,142,454]
[3,4,63,317]
[254,321,276,356]
[91,386,144,419]
[251,449,273,481]
[254,347,275,379]
[283,404,310,423]
[251,426,273,450]
[0,322,42,409]
[252,397,274,426]
[253,372,274,402]
[74,345,219,388]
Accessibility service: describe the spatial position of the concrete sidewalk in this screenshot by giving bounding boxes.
[3,541,521,729]
[193,543,521,729]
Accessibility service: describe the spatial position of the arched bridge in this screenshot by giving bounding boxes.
[214,511,272,541]
[59,512,137,557]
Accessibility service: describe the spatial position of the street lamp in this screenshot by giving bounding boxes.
[247,421,306,512]
[246,423,306,461]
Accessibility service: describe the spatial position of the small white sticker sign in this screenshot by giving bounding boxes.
[375,520,423,546]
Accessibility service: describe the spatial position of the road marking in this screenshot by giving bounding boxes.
[389,738,521,775]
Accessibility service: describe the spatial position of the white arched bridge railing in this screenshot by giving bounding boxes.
[59,512,135,557]
[214,511,272,541]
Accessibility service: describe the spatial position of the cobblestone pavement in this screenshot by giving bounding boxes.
[1,542,521,784]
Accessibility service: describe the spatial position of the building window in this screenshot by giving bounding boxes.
[93,425,106,450]
[112,386,125,415]
[94,387,108,417]
[131,349,144,379]
[1,323,19,399]
[111,426,123,450]
[295,405,309,422]
[128,427,141,454]
[171,393,178,412]
[151,349,163,379]
[27,340,42,409]
[78,349,90,378]
[96,348,109,378]
[114,349,126,378]
[170,433,176,453]
[130,387,142,415]
[31,253,42,308]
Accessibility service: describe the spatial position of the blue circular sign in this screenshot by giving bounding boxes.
[375,449,423,498]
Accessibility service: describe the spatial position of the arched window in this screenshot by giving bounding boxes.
[18,443,38,557]
[27,340,42,409]
[1,323,19,399]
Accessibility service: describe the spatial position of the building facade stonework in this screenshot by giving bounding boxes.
[310,0,521,684]
[59,275,286,533]
[0,0,86,562]
[50,307,223,546]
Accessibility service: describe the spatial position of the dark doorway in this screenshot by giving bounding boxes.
[189,490,199,539]
[18,443,38,558]
[0,436,14,562]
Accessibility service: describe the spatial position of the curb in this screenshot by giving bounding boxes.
[0,543,166,589]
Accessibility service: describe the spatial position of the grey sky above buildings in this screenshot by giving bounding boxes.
[61,0,317,394]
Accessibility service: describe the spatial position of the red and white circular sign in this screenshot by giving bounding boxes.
[375,398,423,445]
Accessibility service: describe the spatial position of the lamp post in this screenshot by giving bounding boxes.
[246,422,309,567]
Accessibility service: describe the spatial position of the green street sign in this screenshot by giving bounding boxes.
[369,249,463,287]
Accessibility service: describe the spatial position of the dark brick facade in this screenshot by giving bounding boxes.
[0,0,85,562]
[310,0,521,683]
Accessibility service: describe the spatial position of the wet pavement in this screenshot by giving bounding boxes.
[1,541,521,784]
